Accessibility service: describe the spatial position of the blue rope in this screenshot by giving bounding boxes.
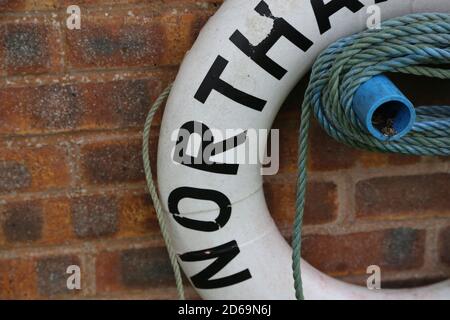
[293,13,450,300]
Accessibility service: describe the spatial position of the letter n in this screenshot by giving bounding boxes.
[180,241,252,289]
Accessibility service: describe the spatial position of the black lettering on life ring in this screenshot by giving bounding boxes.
[168,187,231,232]
[230,1,314,80]
[194,55,267,112]
[180,240,252,289]
[311,0,365,34]
[173,121,247,175]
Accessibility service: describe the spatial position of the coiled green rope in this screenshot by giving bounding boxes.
[293,12,450,300]
[142,12,450,301]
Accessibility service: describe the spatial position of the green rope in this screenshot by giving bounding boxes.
[293,13,450,300]
[142,84,185,300]
[143,12,450,301]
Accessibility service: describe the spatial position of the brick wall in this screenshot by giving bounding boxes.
[0,1,448,299]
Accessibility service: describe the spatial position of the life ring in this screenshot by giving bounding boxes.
[157,0,450,299]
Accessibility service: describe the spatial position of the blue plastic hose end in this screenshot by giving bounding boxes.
[352,75,416,141]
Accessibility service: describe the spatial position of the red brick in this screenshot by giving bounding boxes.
[1,200,43,243]
[339,274,448,289]
[0,17,62,76]
[439,227,450,266]
[96,246,174,293]
[0,197,74,247]
[78,79,159,128]
[0,191,158,248]
[118,192,159,238]
[0,78,160,135]
[264,180,338,228]
[0,254,84,299]
[302,228,425,277]
[272,119,299,175]
[356,173,450,220]
[0,258,37,299]
[41,197,74,245]
[79,139,144,185]
[95,249,121,293]
[357,151,420,168]
[307,119,358,172]
[271,76,308,175]
[381,276,449,289]
[307,120,420,171]
[71,195,119,238]
[161,8,215,66]
[65,12,164,70]
[0,0,57,12]
[0,145,71,194]
[36,255,82,297]
[0,161,31,193]
[64,6,217,70]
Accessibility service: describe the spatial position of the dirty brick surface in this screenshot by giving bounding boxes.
[0,0,449,299]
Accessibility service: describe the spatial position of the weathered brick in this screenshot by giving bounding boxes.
[356,173,450,220]
[381,276,449,289]
[96,246,174,293]
[340,274,448,289]
[307,120,420,171]
[120,247,173,288]
[118,192,158,238]
[36,255,81,297]
[0,145,71,194]
[357,152,420,168]
[384,228,425,267]
[272,119,298,175]
[32,85,81,130]
[64,6,217,70]
[70,191,158,241]
[80,139,144,185]
[0,0,57,12]
[40,197,74,245]
[0,161,31,193]
[0,197,74,247]
[308,120,358,172]
[0,258,37,299]
[65,13,164,70]
[161,8,215,66]
[1,201,43,243]
[264,180,338,228]
[0,191,157,247]
[0,79,160,135]
[1,17,62,75]
[439,227,450,266]
[78,79,157,128]
[0,84,80,134]
[95,250,121,293]
[71,195,119,238]
[302,228,425,276]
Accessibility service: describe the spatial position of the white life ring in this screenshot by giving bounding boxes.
[157,0,450,299]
